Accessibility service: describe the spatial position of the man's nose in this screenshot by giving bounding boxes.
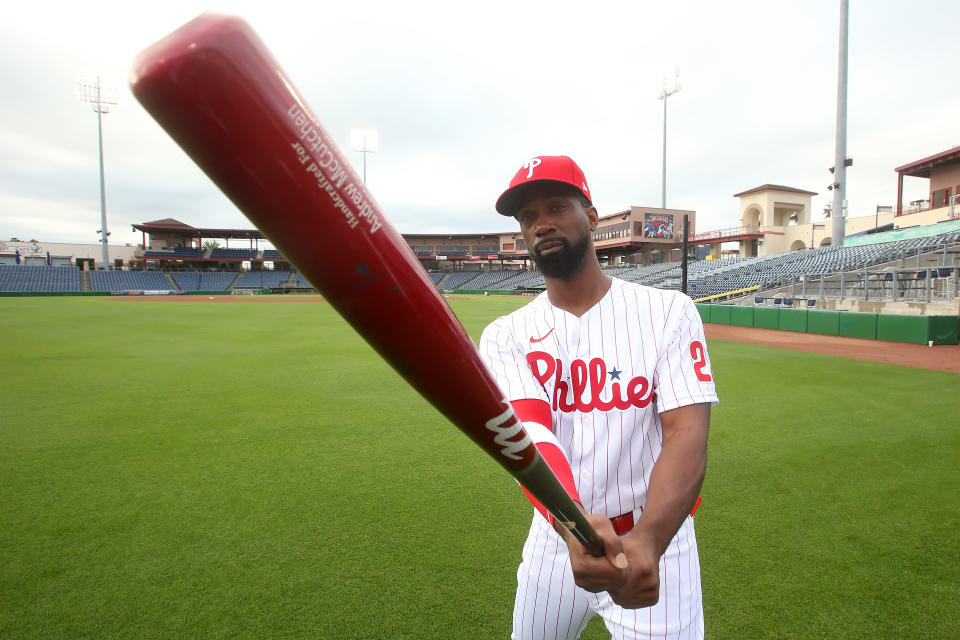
[533,211,556,236]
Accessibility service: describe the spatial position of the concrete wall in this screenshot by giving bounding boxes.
[739,188,814,255]
[894,205,955,228]
[739,189,813,229]
[931,164,960,195]
[845,211,897,235]
[0,241,141,268]
[816,298,959,316]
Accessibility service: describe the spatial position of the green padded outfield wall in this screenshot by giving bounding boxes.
[730,306,754,327]
[931,316,959,345]
[876,314,930,345]
[754,307,780,330]
[710,305,732,325]
[778,308,808,333]
[699,304,957,345]
[838,312,877,340]
[806,310,841,336]
[695,304,711,323]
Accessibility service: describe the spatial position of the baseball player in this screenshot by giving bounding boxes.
[479,156,717,639]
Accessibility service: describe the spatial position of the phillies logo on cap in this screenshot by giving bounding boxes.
[523,157,542,178]
[495,155,592,216]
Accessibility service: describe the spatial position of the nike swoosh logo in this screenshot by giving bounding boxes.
[529,328,555,343]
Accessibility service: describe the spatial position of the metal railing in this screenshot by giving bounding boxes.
[694,285,760,303]
[688,226,760,242]
[786,267,958,303]
[899,200,931,215]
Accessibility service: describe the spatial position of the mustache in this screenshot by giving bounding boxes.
[533,237,569,253]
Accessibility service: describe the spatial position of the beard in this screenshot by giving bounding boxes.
[531,233,591,280]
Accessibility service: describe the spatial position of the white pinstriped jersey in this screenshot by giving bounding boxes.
[481,278,717,638]
[479,278,718,518]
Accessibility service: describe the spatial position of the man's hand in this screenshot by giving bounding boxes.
[606,402,711,609]
[556,513,628,593]
[609,528,661,608]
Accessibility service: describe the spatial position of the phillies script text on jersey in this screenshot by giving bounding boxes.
[526,351,652,412]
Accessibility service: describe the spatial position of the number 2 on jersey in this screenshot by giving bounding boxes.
[690,341,712,382]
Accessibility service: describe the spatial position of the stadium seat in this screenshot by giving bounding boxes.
[89,270,171,292]
[234,270,292,288]
[0,265,82,292]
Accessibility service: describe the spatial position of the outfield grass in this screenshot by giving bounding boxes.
[0,295,957,639]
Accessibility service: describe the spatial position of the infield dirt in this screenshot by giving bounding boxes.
[705,324,959,373]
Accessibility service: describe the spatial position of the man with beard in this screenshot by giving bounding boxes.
[478,156,718,639]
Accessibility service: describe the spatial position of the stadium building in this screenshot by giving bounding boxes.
[2,147,958,322]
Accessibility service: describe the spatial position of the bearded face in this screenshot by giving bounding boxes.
[530,232,591,280]
[513,185,595,281]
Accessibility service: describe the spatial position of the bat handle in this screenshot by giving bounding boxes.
[571,523,605,557]
[514,456,606,557]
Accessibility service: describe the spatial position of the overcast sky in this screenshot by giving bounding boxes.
[1,0,957,248]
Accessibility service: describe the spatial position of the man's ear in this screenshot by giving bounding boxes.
[586,206,599,232]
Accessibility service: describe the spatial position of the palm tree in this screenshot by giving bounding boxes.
[202,240,221,251]
[823,203,832,219]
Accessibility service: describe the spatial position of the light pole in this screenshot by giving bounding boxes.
[658,68,681,209]
[831,0,849,247]
[350,128,379,184]
[77,73,118,270]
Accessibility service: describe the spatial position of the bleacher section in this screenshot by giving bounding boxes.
[210,248,258,259]
[601,266,639,278]
[3,230,957,299]
[234,271,292,289]
[0,265,81,292]
[144,248,203,258]
[676,231,960,300]
[170,271,239,291]
[293,273,312,288]
[262,250,285,260]
[420,229,960,300]
[492,270,545,290]
[464,270,523,289]
[89,270,171,292]
[439,271,480,289]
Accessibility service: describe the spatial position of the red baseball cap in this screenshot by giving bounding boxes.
[495,155,591,216]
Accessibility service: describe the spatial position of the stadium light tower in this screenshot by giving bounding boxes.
[658,67,681,209]
[351,128,379,184]
[831,0,849,247]
[77,73,118,270]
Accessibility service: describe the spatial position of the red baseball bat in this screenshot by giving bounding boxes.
[130,13,601,554]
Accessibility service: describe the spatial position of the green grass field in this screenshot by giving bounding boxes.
[1,295,957,639]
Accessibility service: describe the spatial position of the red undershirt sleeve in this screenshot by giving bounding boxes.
[511,399,582,524]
